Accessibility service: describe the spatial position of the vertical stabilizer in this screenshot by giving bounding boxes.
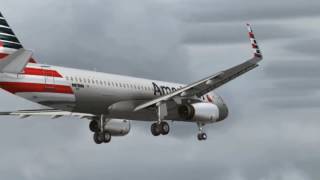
[0,12,36,63]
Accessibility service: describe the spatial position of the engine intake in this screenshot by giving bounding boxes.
[178,103,220,123]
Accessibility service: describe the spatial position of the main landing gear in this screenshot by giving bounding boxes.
[151,121,170,136]
[197,122,207,141]
[151,102,170,137]
[93,131,111,144]
[90,115,112,144]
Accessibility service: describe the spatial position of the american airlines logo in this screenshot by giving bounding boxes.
[152,82,177,96]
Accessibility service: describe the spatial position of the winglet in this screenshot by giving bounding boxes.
[246,24,263,59]
[0,48,33,74]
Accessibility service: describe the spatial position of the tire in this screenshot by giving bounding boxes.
[103,132,112,143]
[89,120,99,133]
[160,122,170,135]
[151,123,161,136]
[201,133,207,140]
[93,133,103,144]
[197,133,202,141]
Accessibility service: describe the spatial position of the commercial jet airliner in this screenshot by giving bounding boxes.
[0,12,263,144]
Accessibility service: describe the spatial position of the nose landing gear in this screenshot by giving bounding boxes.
[197,132,207,141]
[197,122,207,141]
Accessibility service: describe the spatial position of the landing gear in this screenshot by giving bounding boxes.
[151,121,170,136]
[89,120,99,132]
[197,132,207,141]
[160,121,170,135]
[150,102,170,137]
[151,123,161,136]
[90,115,112,144]
[93,132,112,144]
[197,122,207,141]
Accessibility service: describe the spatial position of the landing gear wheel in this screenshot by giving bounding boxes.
[93,132,112,144]
[197,133,207,141]
[151,123,161,136]
[160,121,170,135]
[93,132,104,144]
[201,133,207,140]
[103,132,111,143]
[89,120,99,132]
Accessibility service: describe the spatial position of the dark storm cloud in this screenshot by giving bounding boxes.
[273,80,320,90]
[264,59,320,79]
[264,97,320,109]
[3,0,191,83]
[287,38,320,56]
[183,23,299,45]
[178,0,320,22]
[260,58,320,107]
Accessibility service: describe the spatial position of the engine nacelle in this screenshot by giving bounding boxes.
[178,103,220,123]
[104,119,131,136]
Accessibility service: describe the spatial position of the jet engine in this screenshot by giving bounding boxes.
[89,119,131,136]
[103,119,131,136]
[178,103,220,123]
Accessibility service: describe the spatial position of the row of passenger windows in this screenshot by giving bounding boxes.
[65,76,155,91]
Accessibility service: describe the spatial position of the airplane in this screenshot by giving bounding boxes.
[0,12,263,144]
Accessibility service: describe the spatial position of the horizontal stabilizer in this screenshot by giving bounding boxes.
[0,48,33,74]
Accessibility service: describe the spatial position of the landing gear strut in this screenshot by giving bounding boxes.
[150,102,170,136]
[197,122,207,141]
[90,115,112,144]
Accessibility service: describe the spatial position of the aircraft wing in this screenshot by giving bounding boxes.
[134,24,263,111]
[0,109,94,119]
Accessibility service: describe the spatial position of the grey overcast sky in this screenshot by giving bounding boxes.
[0,0,319,180]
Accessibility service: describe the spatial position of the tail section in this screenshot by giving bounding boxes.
[0,12,36,63]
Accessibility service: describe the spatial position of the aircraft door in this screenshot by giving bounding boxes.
[42,66,55,92]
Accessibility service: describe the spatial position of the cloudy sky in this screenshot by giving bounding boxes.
[0,0,319,179]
